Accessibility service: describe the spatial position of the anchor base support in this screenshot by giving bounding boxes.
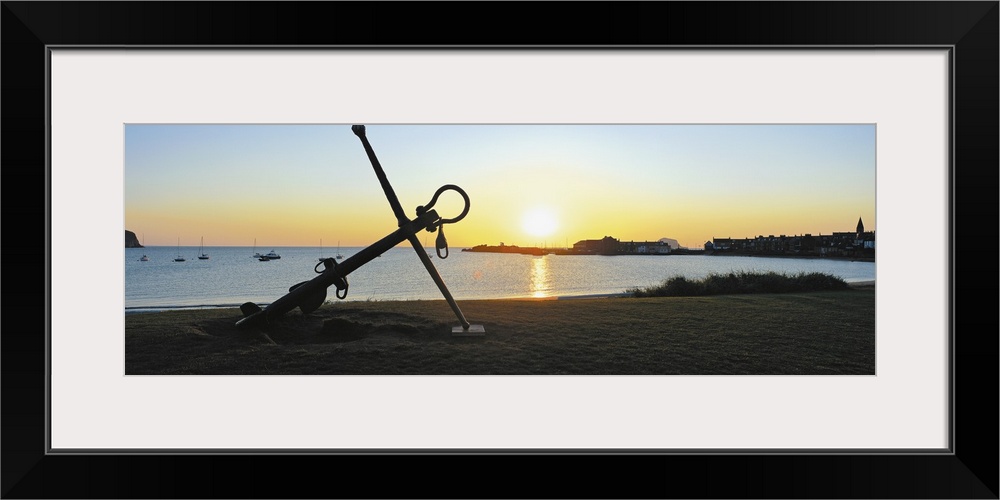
[452,324,486,337]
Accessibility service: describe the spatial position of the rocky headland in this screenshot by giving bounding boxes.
[126,230,143,248]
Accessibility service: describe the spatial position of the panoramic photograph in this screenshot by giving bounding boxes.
[124,123,876,375]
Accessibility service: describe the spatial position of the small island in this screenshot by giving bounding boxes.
[462,243,594,256]
[463,238,704,256]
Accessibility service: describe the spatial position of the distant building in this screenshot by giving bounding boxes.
[622,240,672,254]
[573,236,620,255]
[572,237,680,255]
[710,218,874,258]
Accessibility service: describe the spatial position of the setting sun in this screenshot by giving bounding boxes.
[123,124,875,249]
[522,207,558,238]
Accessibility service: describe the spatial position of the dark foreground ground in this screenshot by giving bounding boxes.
[125,287,876,375]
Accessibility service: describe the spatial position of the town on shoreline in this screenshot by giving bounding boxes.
[463,218,875,261]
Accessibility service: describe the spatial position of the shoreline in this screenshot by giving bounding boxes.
[123,292,635,313]
[461,246,874,262]
[125,281,873,313]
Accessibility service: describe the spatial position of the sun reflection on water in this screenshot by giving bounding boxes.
[529,255,551,298]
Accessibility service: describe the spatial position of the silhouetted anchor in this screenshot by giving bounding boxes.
[236,125,485,336]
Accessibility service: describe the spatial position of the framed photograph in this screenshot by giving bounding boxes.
[6,2,997,498]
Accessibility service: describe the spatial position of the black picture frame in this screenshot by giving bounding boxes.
[4,2,997,498]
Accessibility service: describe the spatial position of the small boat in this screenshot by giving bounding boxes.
[336,241,344,260]
[264,249,281,259]
[258,255,271,262]
[174,238,186,262]
[198,236,210,260]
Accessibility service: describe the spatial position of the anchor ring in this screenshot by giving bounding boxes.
[416,184,470,225]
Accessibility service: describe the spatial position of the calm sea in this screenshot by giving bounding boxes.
[125,245,876,311]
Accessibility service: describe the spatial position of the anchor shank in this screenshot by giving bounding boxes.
[236,210,439,328]
[336,210,437,276]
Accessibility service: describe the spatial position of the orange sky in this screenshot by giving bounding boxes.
[125,124,875,249]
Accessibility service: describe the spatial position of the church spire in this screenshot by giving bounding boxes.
[856,217,865,235]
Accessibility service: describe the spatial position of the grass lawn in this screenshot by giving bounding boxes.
[125,288,875,375]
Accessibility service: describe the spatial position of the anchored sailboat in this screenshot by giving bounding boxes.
[198,236,210,259]
[174,238,186,262]
[139,233,149,261]
[318,239,330,262]
[252,238,263,259]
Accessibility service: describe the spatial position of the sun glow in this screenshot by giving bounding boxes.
[522,208,558,238]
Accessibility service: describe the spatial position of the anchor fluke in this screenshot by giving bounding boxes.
[240,302,262,316]
[236,302,267,329]
[297,289,328,314]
